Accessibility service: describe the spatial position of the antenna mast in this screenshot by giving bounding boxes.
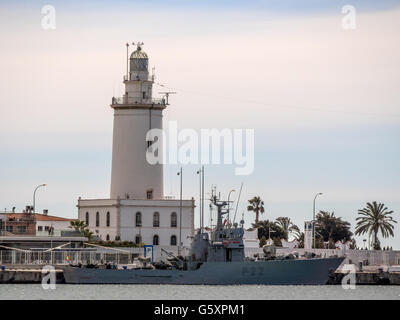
[159,91,176,105]
[126,42,129,81]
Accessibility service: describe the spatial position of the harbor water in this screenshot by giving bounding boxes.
[0,284,399,300]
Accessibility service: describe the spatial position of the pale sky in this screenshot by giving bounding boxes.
[0,0,399,248]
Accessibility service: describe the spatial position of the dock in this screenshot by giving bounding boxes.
[2,263,400,285]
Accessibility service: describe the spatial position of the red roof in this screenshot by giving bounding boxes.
[7,213,74,222]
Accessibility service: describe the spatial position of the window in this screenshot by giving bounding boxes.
[38,226,43,232]
[135,212,142,227]
[146,189,153,199]
[16,226,26,233]
[6,226,13,233]
[45,226,50,231]
[85,212,89,225]
[106,212,110,227]
[106,234,110,241]
[171,212,177,228]
[170,235,177,246]
[96,212,99,227]
[142,91,146,99]
[135,235,142,245]
[153,235,159,246]
[153,212,160,227]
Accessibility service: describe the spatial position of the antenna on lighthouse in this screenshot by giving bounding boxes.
[125,42,129,81]
[159,91,176,105]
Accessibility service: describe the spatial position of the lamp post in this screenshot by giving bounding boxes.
[177,168,183,250]
[33,184,47,214]
[227,189,236,227]
[196,166,205,233]
[313,192,323,249]
[196,168,202,234]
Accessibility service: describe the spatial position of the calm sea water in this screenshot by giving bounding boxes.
[0,284,399,300]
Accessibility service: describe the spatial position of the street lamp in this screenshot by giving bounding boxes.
[177,169,182,250]
[313,192,323,249]
[227,189,236,226]
[33,184,47,214]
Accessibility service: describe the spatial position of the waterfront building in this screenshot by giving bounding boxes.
[78,43,195,246]
[0,208,75,236]
[35,211,75,236]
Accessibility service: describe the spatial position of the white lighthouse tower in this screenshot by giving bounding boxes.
[77,43,194,248]
[110,42,166,200]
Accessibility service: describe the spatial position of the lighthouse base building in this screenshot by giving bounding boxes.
[77,43,195,247]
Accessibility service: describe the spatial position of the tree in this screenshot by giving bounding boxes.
[69,220,87,233]
[253,220,285,247]
[247,196,265,224]
[275,217,300,241]
[355,201,397,250]
[259,236,267,247]
[315,211,353,247]
[296,232,305,248]
[82,228,94,241]
[69,220,93,241]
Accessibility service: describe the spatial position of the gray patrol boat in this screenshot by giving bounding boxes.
[63,194,344,285]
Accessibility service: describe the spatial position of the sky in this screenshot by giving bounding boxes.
[0,0,399,248]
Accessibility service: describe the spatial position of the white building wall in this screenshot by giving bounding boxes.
[36,220,70,232]
[78,199,119,241]
[78,198,195,245]
[119,199,194,247]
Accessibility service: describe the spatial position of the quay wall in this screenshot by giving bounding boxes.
[1,246,399,266]
[246,247,400,266]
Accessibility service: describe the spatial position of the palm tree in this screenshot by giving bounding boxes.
[69,220,87,233]
[315,211,352,248]
[355,201,397,250]
[247,196,265,224]
[82,228,94,241]
[275,217,300,241]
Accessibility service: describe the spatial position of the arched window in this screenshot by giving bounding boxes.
[153,212,160,227]
[135,212,142,227]
[171,212,177,228]
[106,234,110,241]
[106,212,110,227]
[96,212,100,227]
[85,212,89,225]
[135,235,142,245]
[170,235,177,246]
[153,235,159,246]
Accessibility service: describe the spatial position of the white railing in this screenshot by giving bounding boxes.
[111,96,165,106]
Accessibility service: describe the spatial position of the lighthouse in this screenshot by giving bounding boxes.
[77,43,194,247]
[110,42,166,200]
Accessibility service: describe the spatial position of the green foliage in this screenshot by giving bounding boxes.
[69,220,87,233]
[69,220,93,240]
[247,196,265,224]
[355,201,397,250]
[275,217,300,241]
[94,240,144,248]
[296,232,305,248]
[259,235,267,247]
[82,228,94,241]
[253,220,285,247]
[315,211,353,244]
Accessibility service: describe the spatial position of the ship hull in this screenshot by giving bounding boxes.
[62,257,344,285]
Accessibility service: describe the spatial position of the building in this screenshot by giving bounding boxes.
[35,212,74,236]
[0,209,75,236]
[78,43,195,246]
